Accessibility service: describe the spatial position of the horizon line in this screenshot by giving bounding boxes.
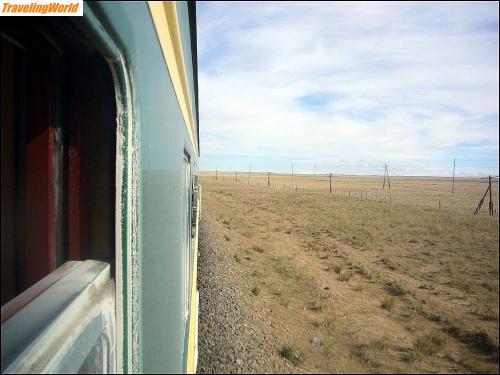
[199,170,499,179]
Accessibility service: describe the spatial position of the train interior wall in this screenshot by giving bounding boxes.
[1,18,116,306]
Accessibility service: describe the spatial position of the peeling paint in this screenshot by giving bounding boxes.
[80,4,142,373]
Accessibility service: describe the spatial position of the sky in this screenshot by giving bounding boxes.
[196,1,499,176]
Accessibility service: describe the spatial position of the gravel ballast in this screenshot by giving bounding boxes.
[196,216,273,374]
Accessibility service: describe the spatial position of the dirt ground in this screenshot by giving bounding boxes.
[198,175,499,373]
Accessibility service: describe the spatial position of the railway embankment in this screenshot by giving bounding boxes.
[197,215,287,374]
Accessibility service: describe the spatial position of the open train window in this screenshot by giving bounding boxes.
[1,17,117,306]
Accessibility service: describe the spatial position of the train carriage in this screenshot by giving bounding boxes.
[1,1,201,373]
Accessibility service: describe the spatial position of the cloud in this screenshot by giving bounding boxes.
[197,1,499,176]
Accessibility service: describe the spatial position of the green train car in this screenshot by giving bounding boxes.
[1,1,200,373]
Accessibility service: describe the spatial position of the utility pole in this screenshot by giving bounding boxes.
[452,159,456,195]
[329,173,332,194]
[489,175,494,215]
[383,164,391,190]
[268,172,270,187]
[387,165,391,190]
[474,175,498,215]
[383,164,386,189]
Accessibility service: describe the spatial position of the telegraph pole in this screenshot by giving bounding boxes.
[383,164,391,190]
[268,172,270,187]
[474,175,498,215]
[452,159,456,195]
[329,173,333,194]
[383,164,386,189]
[489,175,494,215]
[387,164,391,190]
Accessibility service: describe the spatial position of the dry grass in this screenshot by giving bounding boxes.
[381,297,395,311]
[251,286,261,296]
[337,271,353,282]
[404,331,447,363]
[200,171,499,215]
[384,281,412,297]
[252,245,265,253]
[352,338,389,368]
[278,344,303,366]
[201,175,499,373]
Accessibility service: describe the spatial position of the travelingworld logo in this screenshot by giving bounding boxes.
[1,0,82,16]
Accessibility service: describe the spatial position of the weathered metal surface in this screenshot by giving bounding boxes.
[84,1,199,373]
[1,260,115,374]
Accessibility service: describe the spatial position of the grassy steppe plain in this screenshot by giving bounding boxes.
[201,172,498,214]
[200,174,499,373]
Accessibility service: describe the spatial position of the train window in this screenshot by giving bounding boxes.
[1,18,116,306]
